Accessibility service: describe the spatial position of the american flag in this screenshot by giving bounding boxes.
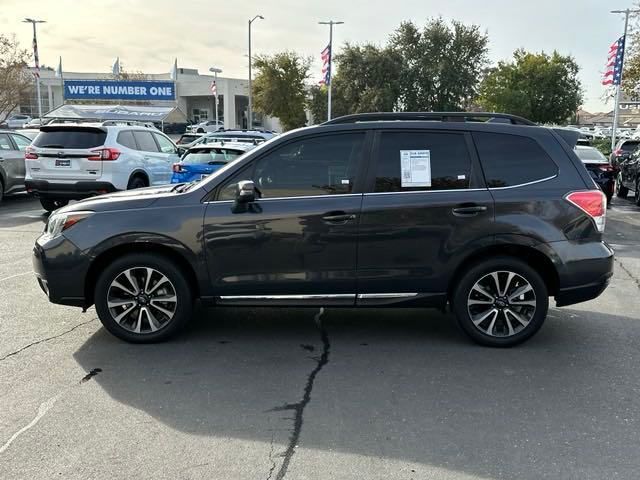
[210,80,217,97]
[602,35,625,86]
[319,44,331,86]
[32,33,40,79]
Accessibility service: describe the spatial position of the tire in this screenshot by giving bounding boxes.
[127,175,147,190]
[635,179,640,207]
[40,198,69,212]
[94,253,194,343]
[606,194,613,208]
[616,173,628,198]
[0,179,4,203]
[196,128,205,134]
[452,256,549,347]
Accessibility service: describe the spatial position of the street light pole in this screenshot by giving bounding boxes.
[23,18,46,119]
[248,15,264,130]
[319,20,343,121]
[209,67,222,128]
[610,8,640,150]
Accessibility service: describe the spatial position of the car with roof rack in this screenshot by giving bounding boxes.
[170,142,255,184]
[32,111,613,347]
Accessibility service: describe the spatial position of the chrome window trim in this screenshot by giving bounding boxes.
[487,174,558,190]
[364,188,486,196]
[357,293,418,299]
[205,193,363,204]
[218,294,356,300]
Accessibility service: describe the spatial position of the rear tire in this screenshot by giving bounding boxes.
[127,175,148,190]
[616,174,628,198]
[635,179,640,207]
[0,180,4,203]
[40,198,69,212]
[452,256,549,347]
[94,253,193,343]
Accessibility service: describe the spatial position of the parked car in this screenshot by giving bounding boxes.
[616,148,640,206]
[0,130,32,202]
[24,123,182,212]
[171,142,254,184]
[175,133,204,145]
[6,114,33,129]
[32,112,613,347]
[187,120,225,134]
[610,139,640,166]
[574,146,615,205]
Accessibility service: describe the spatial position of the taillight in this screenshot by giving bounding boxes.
[172,163,184,173]
[598,164,614,172]
[565,190,606,233]
[88,147,121,161]
[25,146,38,160]
[613,148,623,156]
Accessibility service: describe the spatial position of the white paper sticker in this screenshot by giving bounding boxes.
[457,174,466,180]
[400,150,431,187]
[341,179,350,185]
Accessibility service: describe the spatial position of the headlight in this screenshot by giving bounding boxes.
[45,211,94,238]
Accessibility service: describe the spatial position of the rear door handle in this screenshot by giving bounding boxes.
[322,211,357,223]
[452,205,487,216]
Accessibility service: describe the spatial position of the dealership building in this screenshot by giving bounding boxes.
[19,66,282,131]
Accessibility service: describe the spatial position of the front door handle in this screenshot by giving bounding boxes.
[452,205,487,217]
[322,211,357,223]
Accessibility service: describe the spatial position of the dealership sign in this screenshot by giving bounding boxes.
[64,80,176,101]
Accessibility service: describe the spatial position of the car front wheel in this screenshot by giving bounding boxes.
[94,253,193,343]
[40,198,69,212]
[452,257,549,347]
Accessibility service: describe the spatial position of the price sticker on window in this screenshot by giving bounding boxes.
[400,150,431,187]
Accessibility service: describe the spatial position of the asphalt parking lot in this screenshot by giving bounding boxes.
[1,195,639,480]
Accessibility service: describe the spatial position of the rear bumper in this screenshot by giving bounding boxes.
[556,273,612,307]
[25,180,117,200]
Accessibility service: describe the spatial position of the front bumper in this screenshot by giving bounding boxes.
[33,233,90,307]
[26,180,117,200]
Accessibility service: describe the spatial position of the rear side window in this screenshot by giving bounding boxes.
[621,141,639,152]
[33,129,107,149]
[472,132,558,188]
[133,131,159,152]
[374,131,472,192]
[117,130,137,149]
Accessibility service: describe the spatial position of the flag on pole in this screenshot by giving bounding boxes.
[32,30,40,78]
[210,80,217,97]
[170,58,178,81]
[55,56,63,78]
[602,36,625,86]
[319,44,331,86]
[112,57,120,76]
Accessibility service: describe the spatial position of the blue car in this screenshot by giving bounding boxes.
[171,143,254,184]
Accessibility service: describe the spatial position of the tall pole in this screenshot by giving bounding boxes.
[248,15,264,130]
[319,20,344,121]
[610,9,640,150]
[24,18,46,119]
[215,70,219,127]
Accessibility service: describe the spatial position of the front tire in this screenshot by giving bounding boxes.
[94,253,193,343]
[40,198,69,212]
[452,257,549,347]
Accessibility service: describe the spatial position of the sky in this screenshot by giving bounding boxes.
[0,0,631,113]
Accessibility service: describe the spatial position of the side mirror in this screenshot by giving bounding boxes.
[235,180,257,203]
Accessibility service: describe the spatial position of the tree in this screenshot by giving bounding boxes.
[307,85,328,124]
[0,35,31,122]
[390,19,489,111]
[478,50,583,124]
[252,52,310,131]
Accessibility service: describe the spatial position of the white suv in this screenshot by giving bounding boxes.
[25,123,181,211]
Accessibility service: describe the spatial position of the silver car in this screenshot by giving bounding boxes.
[0,130,32,202]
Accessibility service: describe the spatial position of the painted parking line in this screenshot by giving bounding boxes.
[0,272,32,283]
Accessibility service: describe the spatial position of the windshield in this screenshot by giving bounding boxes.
[575,147,607,162]
[182,149,244,165]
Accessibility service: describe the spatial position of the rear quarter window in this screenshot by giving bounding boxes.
[472,132,558,188]
[33,129,107,149]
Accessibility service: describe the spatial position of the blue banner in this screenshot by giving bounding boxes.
[64,80,176,100]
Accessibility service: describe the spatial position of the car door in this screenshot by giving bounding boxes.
[202,131,369,304]
[132,130,165,185]
[356,128,494,305]
[152,132,180,184]
[7,133,30,191]
[0,133,25,195]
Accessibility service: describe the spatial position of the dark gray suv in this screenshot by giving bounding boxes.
[32,112,614,347]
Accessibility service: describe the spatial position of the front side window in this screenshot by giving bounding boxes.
[133,131,159,152]
[10,134,31,151]
[218,133,364,200]
[153,133,176,154]
[473,132,558,188]
[374,131,472,192]
[0,134,12,150]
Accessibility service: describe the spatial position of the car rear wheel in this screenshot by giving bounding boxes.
[127,175,148,190]
[0,180,4,202]
[616,174,628,198]
[635,179,640,207]
[452,257,549,347]
[94,253,193,343]
[40,198,69,212]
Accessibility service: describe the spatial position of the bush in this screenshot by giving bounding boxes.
[591,138,612,158]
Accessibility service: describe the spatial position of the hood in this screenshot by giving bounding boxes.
[57,184,180,213]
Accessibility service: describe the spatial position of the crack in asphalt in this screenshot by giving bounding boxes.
[265,432,277,480]
[0,318,96,363]
[269,307,330,480]
[614,257,640,291]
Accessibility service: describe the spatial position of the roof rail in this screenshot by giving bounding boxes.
[100,120,156,127]
[323,112,536,126]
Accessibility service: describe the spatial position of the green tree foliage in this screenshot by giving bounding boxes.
[390,19,489,111]
[478,50,583,124]
[307,85,328,124]
[0,34,31,122]
[252,51,311,131]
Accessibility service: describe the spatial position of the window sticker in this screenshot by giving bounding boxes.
[400,150,431,187]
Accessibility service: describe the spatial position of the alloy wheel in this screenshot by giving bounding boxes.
[467,270,537,338]
[106,267,178,334]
